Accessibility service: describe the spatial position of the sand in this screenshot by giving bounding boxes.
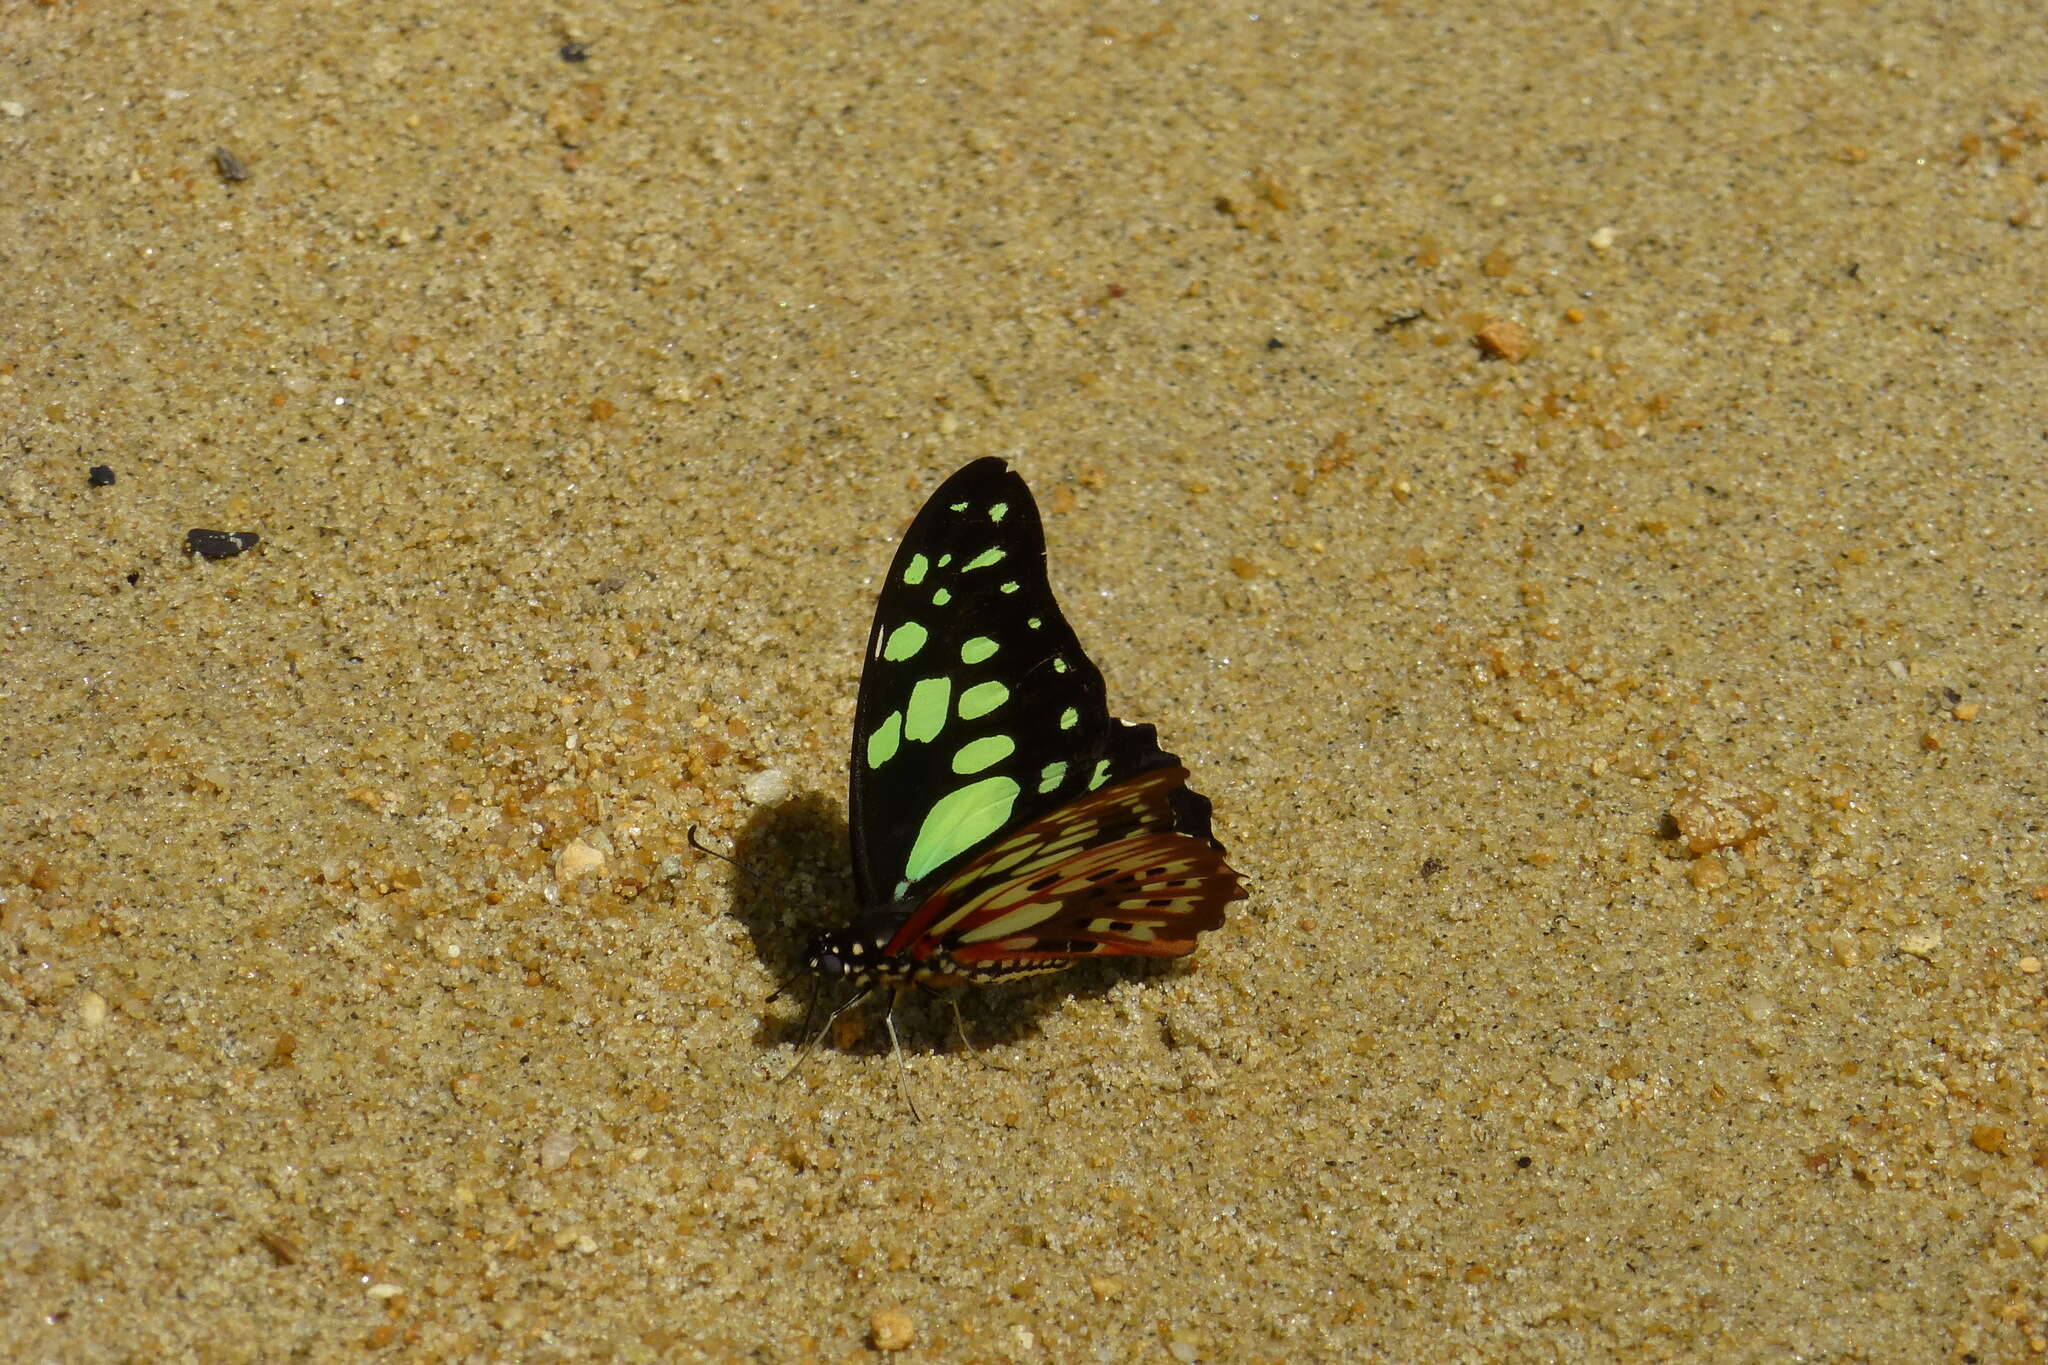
[3,2,2044,1359]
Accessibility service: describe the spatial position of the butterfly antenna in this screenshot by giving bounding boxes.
[884,986,924,1124]
[687,824,763,884]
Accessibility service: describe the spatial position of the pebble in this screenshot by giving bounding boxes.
[742,768,789,804]
[540,1131,577,1172]
[555,838,605,883]
[184,528,260,560]
[869,1307,914,1352]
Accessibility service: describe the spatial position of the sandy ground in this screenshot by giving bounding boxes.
[3,2,2045,1360]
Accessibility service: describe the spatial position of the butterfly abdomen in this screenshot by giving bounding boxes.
[801,925,1071,989]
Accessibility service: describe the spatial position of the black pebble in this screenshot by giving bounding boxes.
[186,529,260,560]
[559,42,589,62]
[88,465,116,487]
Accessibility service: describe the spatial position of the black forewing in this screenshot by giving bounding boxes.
[848,458,1175,913]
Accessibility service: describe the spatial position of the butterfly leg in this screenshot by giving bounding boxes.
[939,992,1017,1074]
[764,963,811,1006]
[787,974,821,1038]
[884,986,924,1124]
[777,986,869,1085]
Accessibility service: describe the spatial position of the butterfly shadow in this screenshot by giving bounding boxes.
[717,795,1168,1060]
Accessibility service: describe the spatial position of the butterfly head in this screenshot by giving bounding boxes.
[801,927,895,987]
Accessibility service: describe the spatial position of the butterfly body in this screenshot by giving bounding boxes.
[805,458,1245,998]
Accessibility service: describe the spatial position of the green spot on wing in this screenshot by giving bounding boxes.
[1027,617,1043,630]
[903,775,1020,883]
[1059,707,1079,730]
[866,711,903,768]
[902,554,929,586]
[948,500,970,513]
[960,636,998,664]
[988,501,1009,522]
[1037,761,1068,793]
[957,680,1009,719]
[951,734,1015,775]
[882,621,928,661]
[1088,759,1112,790]
[963,547,1006,572]
[932,587,951,606]
[999,581,1019,594]
[905,677,951,743]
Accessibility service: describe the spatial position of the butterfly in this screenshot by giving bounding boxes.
[797,458,1246,1036]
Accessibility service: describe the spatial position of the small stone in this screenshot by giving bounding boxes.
[87,464,116,487]
[1474,319,1532,362]
[555,838,605,883]
[1898,933,1940,961]
[78,992,108,1027]
[185,528,260,560]
[2020,956,2042,975]
[869,1307,915,1352]
[539,1131,577,1172]
[367,1282,403,1299]
[1971,1125,2008,1155]
[1588,225,1617,251]
[1668,781,1775,856]
[742,768,790,805]
[257,1229,303,1264]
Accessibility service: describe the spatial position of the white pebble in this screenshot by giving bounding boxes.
[742,768,790,804]
[539,1131,577,1172]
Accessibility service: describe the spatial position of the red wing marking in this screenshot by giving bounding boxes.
[883,766,1245,967]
